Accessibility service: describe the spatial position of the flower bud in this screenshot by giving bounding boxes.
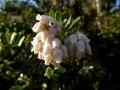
[31,39,42,54]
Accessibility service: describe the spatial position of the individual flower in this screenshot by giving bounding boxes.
[52,38,61,49]
[34,32,41,41]
[36,14,49,25]
[43,42,53,55]
[67,42,76,59]
[40,30,49,42]
[77,32,90,44]
[75,40,85,59]
[32,22,46,33]
[31,38,42,54]
[44,54,53,65]
[69,33,78,45]
[53,48,63,63]
[60,45,68,58]
[38,51,43,59]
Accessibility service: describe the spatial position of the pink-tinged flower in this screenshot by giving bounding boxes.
[77,33,90,44]
[34,32,41,41]
[53,48,63,63]
[69,34,78,45]
[44,54,53,65]
[85,44,91,55]
[43,42,53,55]
[31,39,42,54]
[40,30,49,42]
[52,38,61,49]
[61,45,68,58]
[36,14,49,25]
[32,22,46,33]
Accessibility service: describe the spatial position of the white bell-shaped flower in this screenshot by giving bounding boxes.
[68,43,75,58]
[53,48,63,63]
[75,40,85,52]
[60,45,68,58]
[43,42,53,55]
[32,22,45,33]
[77,33,90,44]
[36,14,41,21]
[69,33,78,45]
[52,38,61,49]
[38,51,43,59]
[44,54,53,65]
[75,40,85,59]
[40,30,49,42]
[31,39,42,54]
[85,44,91,55]
[36,14,49,25]
[34,32,41,41]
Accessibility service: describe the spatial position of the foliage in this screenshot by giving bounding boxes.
[0,0,120,90]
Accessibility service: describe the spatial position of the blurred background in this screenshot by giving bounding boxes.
[0,0,120,90]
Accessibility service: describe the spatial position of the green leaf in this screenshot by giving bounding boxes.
[5,29,10,44]
[10,32,17,44]
[1,33,7,44]
[65,15,72,28]
[49,10,54,17]
[18,36,25,47]
[68,16,80,29]
[44,67,53,79]
[56,66,66,74]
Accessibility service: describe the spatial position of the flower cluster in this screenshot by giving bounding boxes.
[31,14,91,69]
[65,32,91,60]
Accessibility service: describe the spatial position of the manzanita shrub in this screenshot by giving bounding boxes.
[30,14,93,89]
